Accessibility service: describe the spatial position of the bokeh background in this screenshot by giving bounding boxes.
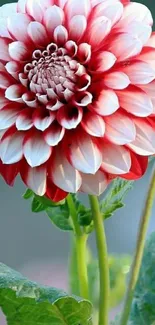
[0,0,155,323]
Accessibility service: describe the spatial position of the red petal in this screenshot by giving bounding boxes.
[121,152,148,180]
[46,178,67,202]
[0,160,20,186]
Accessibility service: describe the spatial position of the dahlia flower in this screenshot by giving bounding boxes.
[0,0,155,201]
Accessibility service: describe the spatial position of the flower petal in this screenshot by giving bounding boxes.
[22,164,47,196]
[44,122,65,146]
[0,105,21,129]
[5,84,24,103]
[57,105,83,130]
[105,112,136,145]
[121,60,155,85]
[117,2,153,26]
[80,170,108,195]
[104,71,130,89]
[91,89,119,116]
[26,0,43,22]
[128,119,155,155]
[87,16,111,49]
[101,142,131,174]
[53,25,68,45]
[50,147,82,193]
[0,160,20,186]
[65,0,91,20]
[90,51,116,73]
[81,111,105,137]
[7,13,32,43]
[33,108,55,131]
[0,38,11,61]
[9,41,29,61]
[108,33,142,62]
[92,0,123,27]
[16,108,33,131]
[67,130,102,174]
[23,130,52,167]
[0,131,24,164]
[44,5,64,37]
[28,22,49,47]
[116,86,153,117]
[69,15,87,42]
[121,151,148,180]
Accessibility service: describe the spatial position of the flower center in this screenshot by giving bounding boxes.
[23,42,87,106]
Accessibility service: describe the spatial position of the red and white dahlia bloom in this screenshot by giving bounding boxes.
[0,0,155,201]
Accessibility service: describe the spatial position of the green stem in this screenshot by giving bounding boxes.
[89,195,110,325]
[67,194,89,300]
[119,168,155,325]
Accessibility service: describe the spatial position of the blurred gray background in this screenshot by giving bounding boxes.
[0,0,155,316]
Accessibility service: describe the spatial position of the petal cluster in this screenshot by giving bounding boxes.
[0,0,154,201]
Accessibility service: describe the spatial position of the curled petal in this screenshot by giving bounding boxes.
[57,105,83,129]
[77,43,91,64]
[5,84,24,103]
[33,107,55,131]
[44,122,65,146]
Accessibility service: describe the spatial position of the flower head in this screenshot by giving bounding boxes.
[0,0,155,201]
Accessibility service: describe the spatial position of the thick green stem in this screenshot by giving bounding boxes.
[119,168,155,325]
[67,194,89,300]
[89,195,110,325]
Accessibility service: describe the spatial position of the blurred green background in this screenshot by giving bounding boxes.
[0,1,155,322]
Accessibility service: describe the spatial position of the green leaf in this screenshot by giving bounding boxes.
[88,255,131,309]
[71,195,92,227]
[23,189,33,200]
[31,197,45,213]
[0,263,92,325]
[100,179,133,219]
[47,205,73,231]
[129,232,155,325]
